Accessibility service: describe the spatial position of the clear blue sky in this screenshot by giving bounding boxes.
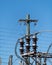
[0,0,52,65]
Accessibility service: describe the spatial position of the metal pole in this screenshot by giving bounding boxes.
[8,55,13,65]
[26,14,30,35]
[0,57,2,65]
[26,14,30,65]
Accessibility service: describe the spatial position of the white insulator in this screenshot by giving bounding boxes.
[20,47,23,49]
[32,44,36,46]
[32,35,36,38]
[20,39,23,42]
[26,44,30,46]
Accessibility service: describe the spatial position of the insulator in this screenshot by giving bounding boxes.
[26,44,30,49]
[25,36,30,52]
[32,35,37,53]
[32,35,37,43]
[26,44,30,52]
[26,36,30,43]
[19,39,24,47]
[19,39,24,54]
[19,47,24,54]
[32,44,37,52]
[26,37,30,52]
[32,44,37,49]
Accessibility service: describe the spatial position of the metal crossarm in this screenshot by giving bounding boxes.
[39,53,52,58]
[21,52,52,58]
[19,19,38,22]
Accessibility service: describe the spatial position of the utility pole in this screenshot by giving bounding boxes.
[15,14,52,65]
[19,14,38,65]
[8,55,13,65]
[0,57,2,65]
